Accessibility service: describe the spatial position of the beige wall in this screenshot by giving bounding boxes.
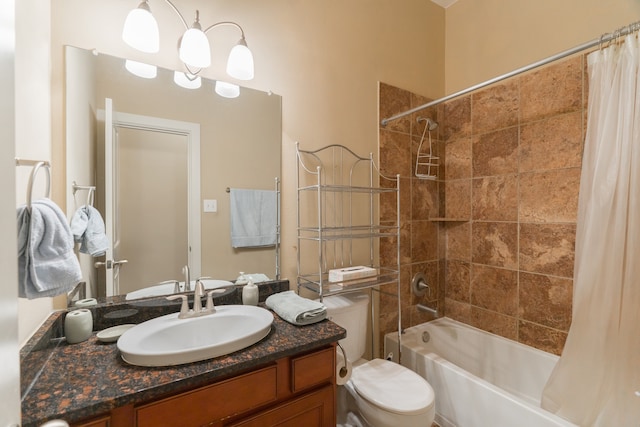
[50,1,445,295]
[445,0,640,93]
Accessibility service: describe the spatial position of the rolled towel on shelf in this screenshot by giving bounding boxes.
[265,290,327,326]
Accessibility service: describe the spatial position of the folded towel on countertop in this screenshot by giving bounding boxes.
[230,188,278,248]
[70,204,109,257]
[265,290,327,326]
[17,198,83,299]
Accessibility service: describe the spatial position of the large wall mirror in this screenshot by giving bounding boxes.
[65,46,282,299]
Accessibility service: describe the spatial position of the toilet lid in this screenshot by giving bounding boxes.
[351,359,434,415]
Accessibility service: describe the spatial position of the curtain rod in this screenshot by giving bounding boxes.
[381,20,640,126]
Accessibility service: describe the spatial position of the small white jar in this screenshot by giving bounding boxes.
[65,309,93,344]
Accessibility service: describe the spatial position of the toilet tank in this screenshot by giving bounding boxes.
[322,291,370,362]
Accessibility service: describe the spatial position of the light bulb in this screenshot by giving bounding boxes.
[226,38,254,80]
[215,81,240,98]
[125,60,157,79]
[179,27,211,69]
[122,1,159,53]
[173,71,202,89]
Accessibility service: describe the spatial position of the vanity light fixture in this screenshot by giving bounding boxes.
[122,0,255,81]
[214,81,240,98]
[125,59,158,79]
[173,71,202,89]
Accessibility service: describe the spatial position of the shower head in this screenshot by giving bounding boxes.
[417,116,438,131]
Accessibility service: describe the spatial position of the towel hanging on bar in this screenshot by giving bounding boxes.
[229,188,278,248]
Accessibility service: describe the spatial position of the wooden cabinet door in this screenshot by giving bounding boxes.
[227,385,334,427]
[73,415,110,427]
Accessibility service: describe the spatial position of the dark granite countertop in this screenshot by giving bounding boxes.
[20,281,346,426]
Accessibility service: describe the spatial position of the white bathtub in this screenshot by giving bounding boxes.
[384,317,577,427]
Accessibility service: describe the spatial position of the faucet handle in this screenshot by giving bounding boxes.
[205,290,217,312]
[166,294,189,317]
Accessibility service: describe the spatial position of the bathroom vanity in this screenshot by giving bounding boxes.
[20,288,345,427]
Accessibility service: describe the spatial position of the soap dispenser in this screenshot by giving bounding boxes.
[242,279,259,306]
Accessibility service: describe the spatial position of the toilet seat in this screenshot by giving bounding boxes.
[350,358,434,415]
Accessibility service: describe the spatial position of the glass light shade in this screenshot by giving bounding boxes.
[179,28,211,69]
[122,4,159,53]
[125,60,157,79]
[215,81,240,98]
[173,71,202,89]
[226,39,254,80]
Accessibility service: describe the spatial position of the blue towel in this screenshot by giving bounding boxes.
[230,189,278,248]
[17,198,83,299]
[265,291,327,325]
[70,205,109,257]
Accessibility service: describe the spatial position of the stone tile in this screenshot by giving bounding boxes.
[379,176,409,223]
[379,82,411,134]
[445,137,472,180]
[519,272,573,331]
[379,230,397,268]
[472,127,519,177]
[380,264,412,315]
[472,222,518,269]
[399,221,412,265]
[519,168,580,223]
[471,80,519,134]
[519,223,576,278]
[443,95,471,141]
[445,260,470,303]
[412,177,439,220]
[472,175,518,221]
[520,56,583,123]
[445,221,471,261]
[444,298,471,323]
[469,307,518,340]
[411,220,439,262]
[520,112,583,173]
[444,179,471,219]
[380,129,411,178]
[518,320,567,355]
[471,264,518,316]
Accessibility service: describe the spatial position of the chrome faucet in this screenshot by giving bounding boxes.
[182,265,191,292]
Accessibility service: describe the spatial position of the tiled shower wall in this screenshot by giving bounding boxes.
[378,55,586,355]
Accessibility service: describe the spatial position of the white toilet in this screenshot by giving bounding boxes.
[324,291,435,427]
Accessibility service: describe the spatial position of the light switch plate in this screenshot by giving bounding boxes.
[203,199,217,213]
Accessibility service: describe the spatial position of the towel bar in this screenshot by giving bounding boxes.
[16,158,51,210]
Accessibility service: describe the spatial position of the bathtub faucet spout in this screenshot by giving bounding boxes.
[417,304,438,317]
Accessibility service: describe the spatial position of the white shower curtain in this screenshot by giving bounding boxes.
[541,34,640,426]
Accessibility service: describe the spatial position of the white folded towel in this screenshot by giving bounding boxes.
[70,205,109,257]
[17,198,83,299]
[265,290,327,325]
[230,189,278,248]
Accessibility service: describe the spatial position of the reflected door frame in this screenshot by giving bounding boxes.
[100,101,201,296]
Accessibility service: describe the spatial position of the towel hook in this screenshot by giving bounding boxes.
[72,181,96,207]
[16,158,51,210]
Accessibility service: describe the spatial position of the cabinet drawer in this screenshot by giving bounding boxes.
[291,347,335,393]
[136,365,278,427]
[227,384,334,427]
[73,415,110,427]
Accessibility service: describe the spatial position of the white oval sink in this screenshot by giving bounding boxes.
[117,305,273,366]
[125,279,233,300]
